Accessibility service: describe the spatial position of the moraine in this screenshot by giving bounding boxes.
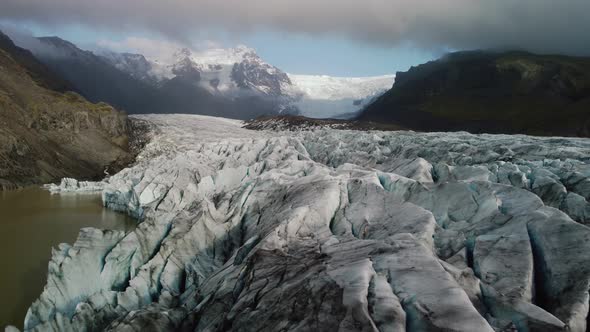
[18,114,590,331]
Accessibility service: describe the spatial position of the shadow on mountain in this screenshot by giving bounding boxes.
[359,50,590,137]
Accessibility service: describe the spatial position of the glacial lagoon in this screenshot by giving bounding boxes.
[0,187,136,328]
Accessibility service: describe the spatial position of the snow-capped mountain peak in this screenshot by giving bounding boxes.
[188,44,259,66]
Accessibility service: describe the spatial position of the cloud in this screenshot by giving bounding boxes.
[96,37,224,60]
[1,0,589,55]
[96,37,184,60]
[0,23,67,58]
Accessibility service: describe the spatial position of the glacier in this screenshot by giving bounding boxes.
[20,114,590,332]
[286,74,395,119]
[44,178,106,194]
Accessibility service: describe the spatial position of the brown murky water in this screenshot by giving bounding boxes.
[0,187,136,329]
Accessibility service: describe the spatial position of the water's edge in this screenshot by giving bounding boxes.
[0,187,137,329]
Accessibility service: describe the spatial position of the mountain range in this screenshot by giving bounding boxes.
[4,30,590,137]
[11,34,394,120]
[100,44,395,119]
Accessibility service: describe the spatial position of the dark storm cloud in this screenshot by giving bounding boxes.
[1,0,589,55]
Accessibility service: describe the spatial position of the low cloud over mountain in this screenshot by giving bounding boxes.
[1,0,589,55]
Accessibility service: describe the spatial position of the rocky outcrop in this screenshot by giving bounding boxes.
[360,50,590,137]
[21,114,590,331]
[0,32,131,189]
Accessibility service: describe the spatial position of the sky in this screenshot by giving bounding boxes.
[1,1,589,77]
[0,20,436,77]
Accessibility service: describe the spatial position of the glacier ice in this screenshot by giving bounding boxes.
[44,178,105,194]
[26,114,590,331]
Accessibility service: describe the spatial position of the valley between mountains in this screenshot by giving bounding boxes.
[22,113,590,332]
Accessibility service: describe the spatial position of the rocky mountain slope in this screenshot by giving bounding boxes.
[0,32,131,189]
[21,113,590,331]
[360,51,590,136]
